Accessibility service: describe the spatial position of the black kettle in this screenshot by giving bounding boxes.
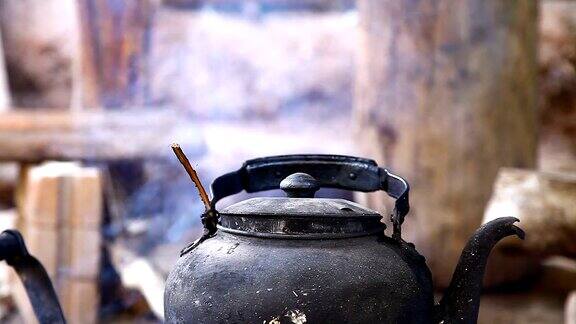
[164,154,525,323]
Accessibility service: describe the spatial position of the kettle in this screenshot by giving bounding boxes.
[164,154,525,323]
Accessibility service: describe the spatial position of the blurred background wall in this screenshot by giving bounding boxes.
[0,0,574,323]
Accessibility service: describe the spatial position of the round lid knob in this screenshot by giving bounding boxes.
[280,173,320,198]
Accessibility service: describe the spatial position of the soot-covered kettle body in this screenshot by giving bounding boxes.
[165,155,524,324]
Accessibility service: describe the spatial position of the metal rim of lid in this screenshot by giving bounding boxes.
[218,197,385,239]
[217,216,386,239]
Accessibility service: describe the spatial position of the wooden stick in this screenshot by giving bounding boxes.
[171,143,211,210]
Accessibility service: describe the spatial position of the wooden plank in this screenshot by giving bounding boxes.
[110,242,166,320]
[17,162,103,277]
[13,274,101,324]
[10,270,38,324]
[10,276,99,324]
[20,226,59,277]
[69,169,102,228]
[0,109,177,131]
[22,225,101,279]
[119,258,165,320]
[19,167,60,228]
[58,278,99,324]
[64,227,101,278]
[21,162,102,228]
[13,162,103,323]
[354,0,538,288]
[0,110,204,162]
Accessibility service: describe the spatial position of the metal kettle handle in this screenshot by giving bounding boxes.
[210,154,410,239]
[0,230,66,323]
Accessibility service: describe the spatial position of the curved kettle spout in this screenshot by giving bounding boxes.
[435,217,525,324]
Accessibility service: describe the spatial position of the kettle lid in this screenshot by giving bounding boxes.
[218,172,384,239]
[219,195,384,239]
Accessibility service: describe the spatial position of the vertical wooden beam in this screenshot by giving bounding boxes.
[354,0,538,287]
[0,30,10,110]
[74,0,158,243]
[75,0,157,109]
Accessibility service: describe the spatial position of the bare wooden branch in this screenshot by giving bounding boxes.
[171,143,210,210]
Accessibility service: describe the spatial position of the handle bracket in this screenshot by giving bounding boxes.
[209,155,410,239]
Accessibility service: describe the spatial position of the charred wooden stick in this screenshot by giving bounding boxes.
[171,143,211,210]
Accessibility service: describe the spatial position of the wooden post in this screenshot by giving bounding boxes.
[74,0,160,247]
[0,30,10,110]
[354,0,538,287]
[75,0,157,109]
[74,0,159,206]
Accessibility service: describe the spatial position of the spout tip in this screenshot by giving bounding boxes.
[481,216,526,241]
[511,224,525,240]
[505,217,525,240]
[491,216,526,240]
